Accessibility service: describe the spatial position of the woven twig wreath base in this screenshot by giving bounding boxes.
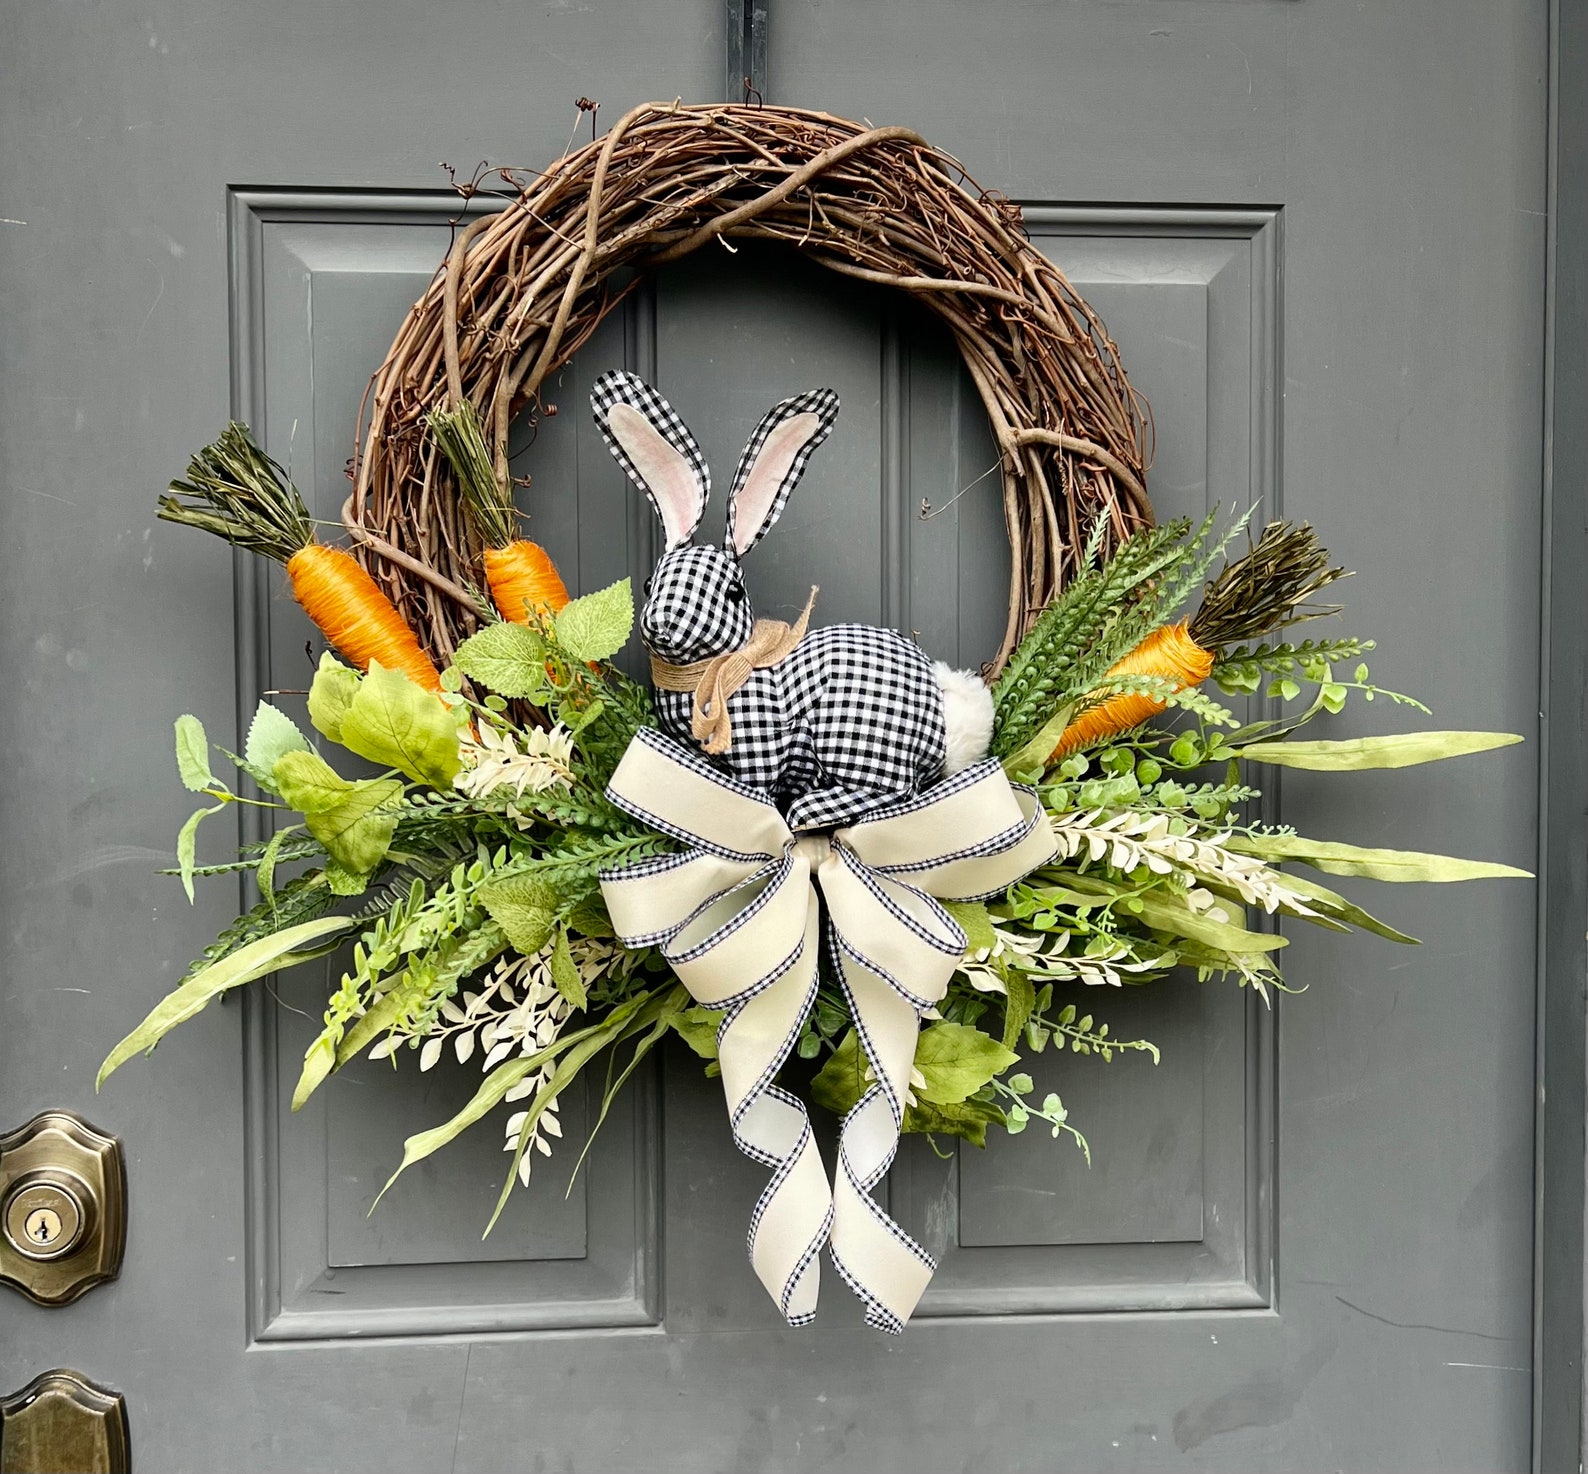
[348,101,1153,672]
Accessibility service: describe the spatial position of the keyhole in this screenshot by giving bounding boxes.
[25,1207,61,1245]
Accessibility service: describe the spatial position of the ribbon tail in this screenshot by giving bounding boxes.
[717,892,832,1324]
[827,938,939,1333]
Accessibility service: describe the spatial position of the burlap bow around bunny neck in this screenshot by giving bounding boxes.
[599,727,1057,1331]
[648,586,819,755]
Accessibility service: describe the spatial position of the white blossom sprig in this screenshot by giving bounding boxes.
[960,924,1173,991]
[371,933,630,1187]
[1047,807,1322,919]
[454,722,575,801]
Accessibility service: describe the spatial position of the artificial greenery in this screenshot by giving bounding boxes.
[101,514,1529,1222]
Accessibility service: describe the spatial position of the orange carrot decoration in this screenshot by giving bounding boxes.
[482,542,570,622]
[1051,621,1213,758]
[285,545,443,692]
[428,399,570,624]
[158,424,443,692]
[1051,522,1346,760]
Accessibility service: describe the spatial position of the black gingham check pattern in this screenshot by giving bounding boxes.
[590,369,711,543]
[641,544,755,664]
[654,622,948,831]
[725,387,841,555]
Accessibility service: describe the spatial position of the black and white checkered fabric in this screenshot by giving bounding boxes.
[725,388,841,556]
[590,369,711,542]
[640,545,755,664]
[652,623,947,831]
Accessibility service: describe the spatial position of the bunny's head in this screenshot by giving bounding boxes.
[591,371,838,664]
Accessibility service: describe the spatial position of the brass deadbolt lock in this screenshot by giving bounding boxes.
[0,1112,124,1306]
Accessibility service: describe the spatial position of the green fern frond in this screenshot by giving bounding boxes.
[992,519,1192,756]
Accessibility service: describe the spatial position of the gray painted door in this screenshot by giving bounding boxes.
[0,2,1547,1469]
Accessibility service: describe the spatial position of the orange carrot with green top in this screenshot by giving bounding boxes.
[429,399,570,624]
[1051,522,1347,759]
[158,424,443,692]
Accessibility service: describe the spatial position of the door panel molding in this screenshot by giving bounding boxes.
[1535,0,1587,1466]
[225,189,1286,1334]
[897,205,1283,1319]
[227,189,661,1342]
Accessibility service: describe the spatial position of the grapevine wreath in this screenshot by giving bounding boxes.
[101,102,1526,1332]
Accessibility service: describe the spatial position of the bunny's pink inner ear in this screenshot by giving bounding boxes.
[729,412,822,557]
[608,403,706,550]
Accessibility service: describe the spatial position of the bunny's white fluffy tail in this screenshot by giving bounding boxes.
[933,662,995,775]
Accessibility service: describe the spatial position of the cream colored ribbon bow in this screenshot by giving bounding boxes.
[649,586,819,755]
[600,728,1057,1331]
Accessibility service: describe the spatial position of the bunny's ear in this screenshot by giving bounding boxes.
[590,370,710,550]
[725,388,840,558]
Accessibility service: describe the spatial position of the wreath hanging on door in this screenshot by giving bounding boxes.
[100,102,1525,1332]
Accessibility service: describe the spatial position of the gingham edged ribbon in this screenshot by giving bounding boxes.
[599,728,1057,1331]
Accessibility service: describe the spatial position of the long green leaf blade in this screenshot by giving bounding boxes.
[1230,834,1532,883]
[566,987,687,1190]
[98,914,353,1088]
[1230,731,1522,771]
[1267,868,1420,944]
[1128,889,1288,953]
[487,993,665,1234]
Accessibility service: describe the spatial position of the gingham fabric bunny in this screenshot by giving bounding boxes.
[591,370,992,831]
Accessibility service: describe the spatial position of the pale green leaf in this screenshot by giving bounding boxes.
[1267,868,1420,944]
[913,1022,1019,1105]
[942,899,996,955]
[480,874,559,955]
[1129,888,1288,953]
[1000,702,1075,784]
[1230,730,1523,771]
[292,1038,337,1113]
[566,896,615,939]
[256,823,300,903]
[245,702,311,781]
[174,715,214,792]
[176,803,226,903]
[98,914,353,1088]
[272,751,399,875]
[1230,833,1532,883]
[324,859,371,896]
[339,662,461,787]
[303,778,402,875]
[811,1029,866,1116]
[670,1005,721,1060]
[272,750,354,814]
[307,653,360,743]
[554,578,633,663]
[548,926,586,1009]
[1001,970,1036,1050]
[902,1095,1005,1147]
[452,622,546,699]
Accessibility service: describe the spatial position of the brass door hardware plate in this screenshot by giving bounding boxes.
[0,1113,124,1306]
[0,1369,129,1474]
